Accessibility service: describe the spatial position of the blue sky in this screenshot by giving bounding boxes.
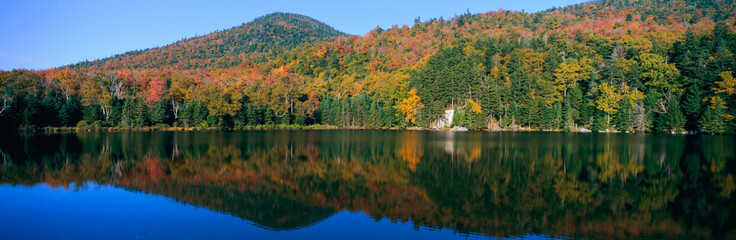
[0,0,588,70]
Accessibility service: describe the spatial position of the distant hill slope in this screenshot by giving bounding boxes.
[72,12,347,69]
[3,0,736,133]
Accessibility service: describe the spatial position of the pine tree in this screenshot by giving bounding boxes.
[192,103,209,127]
[41,92,60,126]
[615,99,632,132]
[179,102,193,127]
[108,98,123,126]
[382,103,399,127]
[552,103,562,129]
[699,97,733,134]
[682,84,705,130]
[368,94,381,128]
[22,94,39,126]
[246,103,259,126]
[134,99,149,127]
[121,98,136,127]
[264,107,275,125]
[58,101,71,127]
[563,100,575,130]
[83,104,102,124]
[150,100,171,125]
[58,99,82,127]
[656,99,686,132]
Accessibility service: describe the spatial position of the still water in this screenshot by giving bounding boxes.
[0,130,734,239]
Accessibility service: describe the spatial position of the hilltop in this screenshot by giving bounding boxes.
[72,12,347,69]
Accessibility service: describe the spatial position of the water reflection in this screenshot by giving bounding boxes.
[0,131,734,239]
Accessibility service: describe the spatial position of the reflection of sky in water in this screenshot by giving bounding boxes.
[1,183,559,240]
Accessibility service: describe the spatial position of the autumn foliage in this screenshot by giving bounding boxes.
[1,0,736,133]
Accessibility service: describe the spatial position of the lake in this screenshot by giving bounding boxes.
[1,130,734,239]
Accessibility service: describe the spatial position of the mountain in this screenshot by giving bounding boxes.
[72,12,347,69]
[2,0,736,134]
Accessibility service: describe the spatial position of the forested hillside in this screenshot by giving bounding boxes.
[1,0,735,133]
[72,12,347,69]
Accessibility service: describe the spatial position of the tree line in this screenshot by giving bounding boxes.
[1,0,735,133]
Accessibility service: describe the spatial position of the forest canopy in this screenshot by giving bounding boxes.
[1,0,736,133]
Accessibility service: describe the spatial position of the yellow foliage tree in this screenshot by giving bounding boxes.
[714,71,736,95]
[620,82,645,107]
[465,99,482,114]
[553,60,584,101]
[595,82,623,129]
[399,88,424,124]
[639,53,681,94]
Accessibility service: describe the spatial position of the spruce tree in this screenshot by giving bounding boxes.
[150,100,171,125]
[108,98,123,126]
[682,84,704,130]
[699,97,731,134]
[58,99,81,127]
[246,103,259,126]
[656,99,686,132]
[368,94,381,128]
[22,94,39,126]
[178,102,193,127]
[83,104,101,124]
[264,107,275,125]
[134,99,149,127]
[121,98,136,127]
[615,99,632,132]
[41,92,60,126]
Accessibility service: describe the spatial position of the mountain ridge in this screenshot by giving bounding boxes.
[71,12,348,70]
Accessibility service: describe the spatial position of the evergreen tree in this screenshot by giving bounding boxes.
[368,94,381,128]
[615,99,632,132]
[40,91,60,126]
[121,98,136,127]
[382,102,399,127]
[318,97,331,125]
[656,99,686,132]
[682,84,705,130]
[699,97,732,134]
[246,103,260,126]
[591,110,606,132]
[551,103,562,129]
[108,98,123,126]
[329,98,341,126]
[179,102,193,127]
[82,105,102,124]
[58,101,72,127]
[22,94,39,126]
[192,103,209,126]
[134,99,149,127]
[151,100,171,125]
[563,100,575,130]
[264,107,275,125]
[642,92,659,132]
[58,99,81,127]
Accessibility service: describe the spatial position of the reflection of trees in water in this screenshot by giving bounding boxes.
[121,182,337,231]
[399,131,423,171]
[0,132,734,239]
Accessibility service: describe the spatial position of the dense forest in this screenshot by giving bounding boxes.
[1,0,736,133]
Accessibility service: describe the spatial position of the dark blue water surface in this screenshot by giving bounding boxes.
[1,130,734,239]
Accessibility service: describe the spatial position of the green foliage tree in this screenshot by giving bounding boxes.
[700,97,733,134]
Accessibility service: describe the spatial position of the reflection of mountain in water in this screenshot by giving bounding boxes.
[120,182,335,231]
[1,131,735,239]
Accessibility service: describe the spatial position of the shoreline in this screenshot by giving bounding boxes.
[5,124,703,135]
